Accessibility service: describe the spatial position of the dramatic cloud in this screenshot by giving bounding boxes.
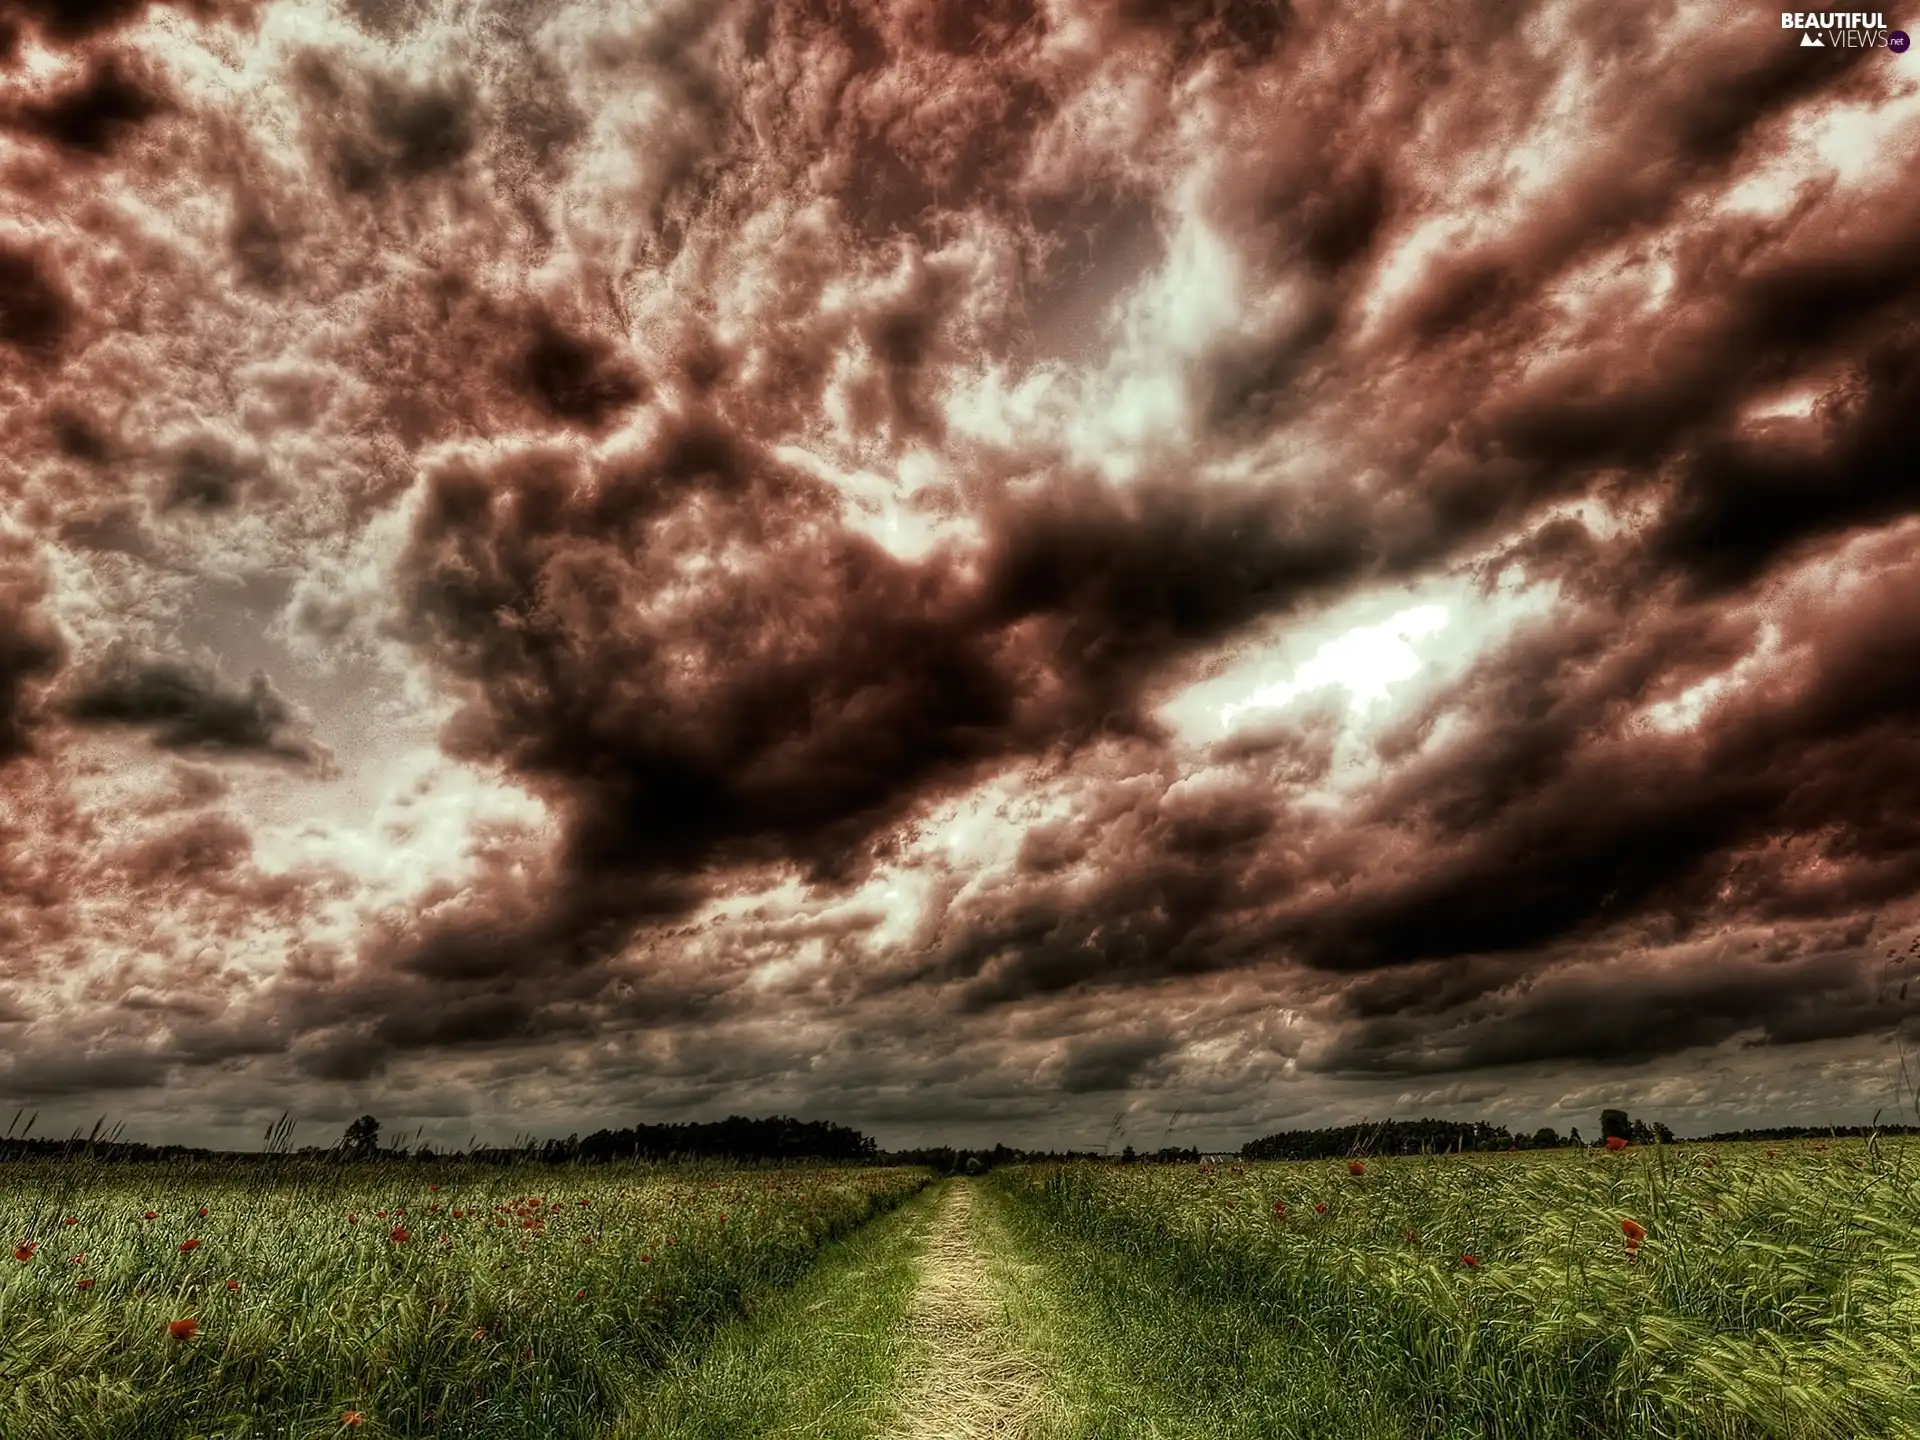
[2,0,1918,1150]
[61,648,329,768]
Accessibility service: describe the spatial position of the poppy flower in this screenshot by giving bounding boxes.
[1605,1136,1628,1152]
[1272,1200,1287,1215]
[198,1207,208,1218]
[76,1277,95,1290]
[1621,1219,1646,1244]
[1404,1230,1420,1243]
[389,1226,410,1244]
[227,1280,240,1291]
[13,1240,38,1262]
[70,1252,85,1264]
[144,1210,159,1220]
[1314,1203,1327,1213]
[578,1198,591,1207]
[343,1411,365,1427]
[429,1185,441,1193]
[451,1209,464,1219]
[472,1328,487,1340]
[1348,1162,1366,1176]
[179,1239,201,1253]
[347,1213,357,1224]
[640,1254,651,1263]
[574,1288,586,1300]
[1460,1254,1481,1268]
[376,1210,388,1219]
[168,1318,199,1340]
[63,1216,78,1226]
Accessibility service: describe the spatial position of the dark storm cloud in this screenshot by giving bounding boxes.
[7,0,1920,1140]
[0,549,66,763]
[508,313,647,432]
[1313,939,1905,1075]
[157,434,262,512]
[0,0,228,46]
[1,52,171,158]
[293,53,478,198]
[62,649,328,768]
[0,242,78,366]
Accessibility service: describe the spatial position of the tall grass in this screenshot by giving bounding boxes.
[1,1157,929,1440]
[991,1142,1920,1440]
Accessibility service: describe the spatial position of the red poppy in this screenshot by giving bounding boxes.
[70,1252,84,1264]
[179,1239,201,1253]
[1621,1219,1646,1244]
[13,1241,38,1262]
[580,1235,595,1244]
[63,1216,78,1226]
[168,1318,199,1340]
[719,1213,727,1222]
[429,1185,441,1193]
[376,1210,388,1219]
[1272,1200,1287,1215]
[1404,1230,1420,1243]
[471,1328,487,1341]
[389,1226,410,1244]
[347,1213,357,1224]
[578,1198,591,1207]
[1767,1150,1778,1159]
[76,1277,95,1289]
[573,1288,586,1300]
[1314,1202,1327,1213]
[1348,1161,1366,1176]
[227,1280,240,1291]
[343,1411,365,1427]
[641,1254,651,1263]
[198,1207,208,1218]
[451,1209,464,1219]
[1605,1136,1628,1152]
[144,1210,159,1220]
[1461,1254,1481,1268]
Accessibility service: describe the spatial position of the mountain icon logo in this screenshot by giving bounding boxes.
[1800,31,1825,44]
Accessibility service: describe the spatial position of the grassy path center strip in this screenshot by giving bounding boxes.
[886,1181,1048,1440]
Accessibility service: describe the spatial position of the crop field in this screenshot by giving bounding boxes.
[5,1143,1919,1439]
[0,1161,929,1440]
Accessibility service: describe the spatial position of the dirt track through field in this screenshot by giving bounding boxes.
[888,1183,1047,1440]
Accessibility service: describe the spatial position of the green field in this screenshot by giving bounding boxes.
[5,1143,1919,1438]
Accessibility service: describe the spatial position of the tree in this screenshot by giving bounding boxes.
[1600,1109,1631,1144]
[1533,1127,1561,1148]
[342,1115,381,1159]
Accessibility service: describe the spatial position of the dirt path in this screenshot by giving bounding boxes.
[888,1182,1047,1440]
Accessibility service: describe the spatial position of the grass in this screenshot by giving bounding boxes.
[618,1180,942,1440]
[0,1159,930,1440]
[975,1178,1404,1440]
[12,1142,1918,1439]
[988,1140,1920,1440]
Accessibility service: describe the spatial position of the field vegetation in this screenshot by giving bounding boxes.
[0,1159,928,1440]
[989,1140,1920,1439]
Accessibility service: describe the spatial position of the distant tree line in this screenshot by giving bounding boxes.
[570,1115,880,1163]
[1238,1114,1682,1160]
[14,1105,1920,1167]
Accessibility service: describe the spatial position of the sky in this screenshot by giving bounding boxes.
[2,0,1919,1154]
